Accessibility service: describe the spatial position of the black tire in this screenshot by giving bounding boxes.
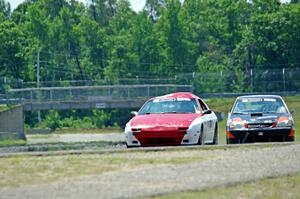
[126,143,135,148]
[286,136,295,142]
[227,138,239,144]
[212,124,218,145]
[198,126,204,145]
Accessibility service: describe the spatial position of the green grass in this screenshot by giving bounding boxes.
[152,172,300,199]
[204,98,236,113]
[0,104,18,112]
[0,139,27,147]
[0,141,287,188]
[217,120,227,145]
[204,97,234,145]
[0,143,284,188]
[0,150,214,187]
[207,95,300,143]
[0,105,9,112]
[284,96,300,141]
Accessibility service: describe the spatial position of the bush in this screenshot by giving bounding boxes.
[37,111,60,130]
[35,109,114,130]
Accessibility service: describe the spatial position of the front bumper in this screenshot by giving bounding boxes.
[133,130,186,146]
[125,128,199,147]
[227,127,295,143]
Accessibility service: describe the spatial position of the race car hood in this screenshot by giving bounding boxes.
[130,113,199,128]
[230,113,289,124]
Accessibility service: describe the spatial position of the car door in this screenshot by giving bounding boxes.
[198,99,214,142]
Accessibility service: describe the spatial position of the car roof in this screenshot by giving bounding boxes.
[237,95,282,99]
[151,92,199,100]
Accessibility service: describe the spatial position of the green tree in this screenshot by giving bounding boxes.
[145,0,165,21]
[75,16,107,79]
[0,19,28,79]
[155,0,186,75]
[0,0,10,18]
[87,0,117,26]
[104,0,138,80]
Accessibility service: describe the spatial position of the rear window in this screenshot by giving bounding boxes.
[232,97,288,114]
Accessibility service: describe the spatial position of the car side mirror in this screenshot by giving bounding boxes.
[203,110,212,115]
[130,111,138,116]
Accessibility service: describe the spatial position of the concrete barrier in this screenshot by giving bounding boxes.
[0,106,25,140]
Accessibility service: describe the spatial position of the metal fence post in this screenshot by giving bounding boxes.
[283,68,286,92]
[30,90,33,102]
[50,90,53,101]
[3,76,8,104]
[250,68,253,91]
[69,88,72,100]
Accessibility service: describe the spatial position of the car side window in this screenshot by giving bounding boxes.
[198,99,208,111]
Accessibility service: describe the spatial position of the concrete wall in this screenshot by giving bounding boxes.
[0,106,25,140]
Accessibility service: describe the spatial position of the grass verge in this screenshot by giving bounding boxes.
[285,96,300,142]
[0,149,214,187]
[0,139,27,147]
[152,172,300,199]
[0,105,9,112]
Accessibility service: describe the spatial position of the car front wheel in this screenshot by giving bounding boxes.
[198,126,205,145]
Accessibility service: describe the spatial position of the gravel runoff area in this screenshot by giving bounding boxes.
[26,133,125,144]
[0,133,126,153]
[1,144,300,199]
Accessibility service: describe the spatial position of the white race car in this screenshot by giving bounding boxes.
[125,92,218,147]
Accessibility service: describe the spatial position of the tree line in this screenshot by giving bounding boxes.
[0,0,299,92]
[1,0,300,129]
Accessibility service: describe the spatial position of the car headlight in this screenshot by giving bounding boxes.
[125,122,132,133]
[228,117,246,129]
[276,116,293,127]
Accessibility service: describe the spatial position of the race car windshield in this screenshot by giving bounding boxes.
[139,98,199,115]
[232,98,288,114]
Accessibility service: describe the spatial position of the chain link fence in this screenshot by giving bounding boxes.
[0,67,300,105]
[177,68,300,93]
[4,85,192,104]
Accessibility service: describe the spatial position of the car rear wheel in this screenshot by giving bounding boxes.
[286,136,295,142]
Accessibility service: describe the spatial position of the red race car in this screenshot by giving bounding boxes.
[125,92,218,147]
